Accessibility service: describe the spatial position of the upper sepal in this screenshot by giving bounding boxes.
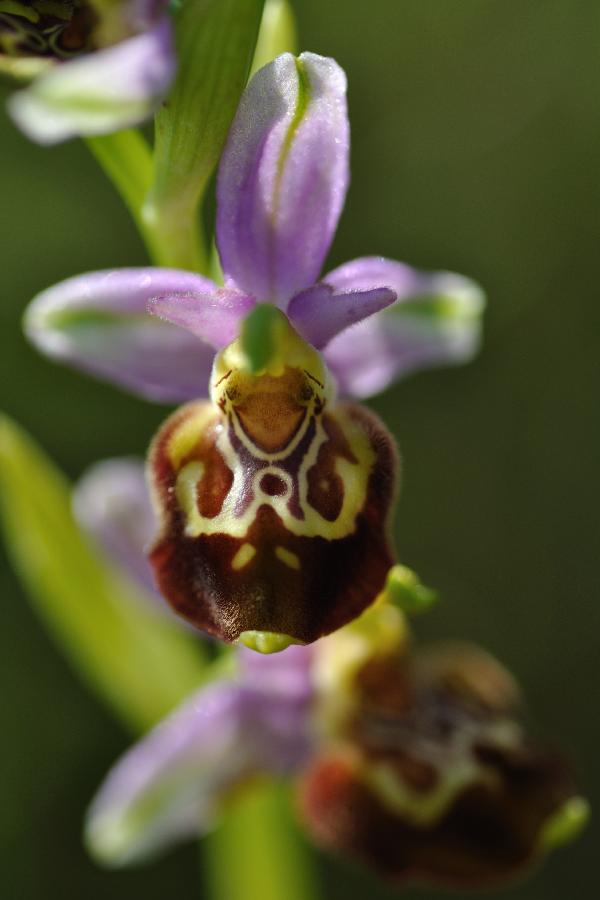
[216,52,349,305]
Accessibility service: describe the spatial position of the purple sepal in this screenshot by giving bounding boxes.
[321,257,427,295]
[85,648,314,865]
[216,52,349,305]
[287,283,396,349]
[321,258,485,397]
[24,268,219,402]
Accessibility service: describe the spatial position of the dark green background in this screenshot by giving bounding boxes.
[0,1,598,897]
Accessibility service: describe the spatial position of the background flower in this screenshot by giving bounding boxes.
[1,0,175,142]
[84,595,586,886]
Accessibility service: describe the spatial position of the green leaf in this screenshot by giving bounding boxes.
[143,0,265,272]
[86,130,168,266]
[0,414,206,733]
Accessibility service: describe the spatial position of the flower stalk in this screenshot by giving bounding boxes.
[204,781,320,900]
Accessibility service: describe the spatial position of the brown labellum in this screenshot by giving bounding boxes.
[298,643,583,888]
[147,381,398,644]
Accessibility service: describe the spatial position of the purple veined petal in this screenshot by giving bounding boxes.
[319,256,428,295]
[216,52,349,306]
[238,643,315,702]
[321,258,485,398]
[124,0,172,31]
[24,268,218,403]
[85,662,314,866]
[287,283,396,349]
[149,289,256,349]
[8,18,175,144]
[73,458,160,600]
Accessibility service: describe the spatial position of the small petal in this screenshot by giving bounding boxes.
[149,289,255,349]
[8,19,175,144]
[73,458,159,598]
[216,52,349,305]
[320,257,428,295]
[86,658,313,865]
[25,268,218,402]
[321,258,485,397]
[238,643,315,701]
[287,283,396,349]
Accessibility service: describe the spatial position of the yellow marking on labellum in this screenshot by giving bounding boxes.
[175,461,205,535]
[173,405,375,542]
[168,404,215,468]
[275,546,301,570]
[364,718,522,826]
[231,543,256,570]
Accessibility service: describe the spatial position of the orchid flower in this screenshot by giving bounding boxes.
[77,459,586,886]
[1,0,174,143]
[87,635,586,886]
[26,52,484,648]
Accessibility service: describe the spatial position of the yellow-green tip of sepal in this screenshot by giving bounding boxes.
[238,630,305,654]
[383,565,439,615]
[537,796,590,852]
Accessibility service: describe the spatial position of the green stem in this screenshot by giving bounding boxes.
[141,193,208,273]
[86,129,206,272]
[203,780,320,900]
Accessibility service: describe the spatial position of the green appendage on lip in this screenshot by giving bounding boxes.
[238,630,305,654]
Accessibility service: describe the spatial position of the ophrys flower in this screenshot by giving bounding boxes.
[25,52,485,646]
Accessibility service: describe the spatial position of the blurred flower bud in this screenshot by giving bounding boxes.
[1,0,174,143]
[299,641,587,888]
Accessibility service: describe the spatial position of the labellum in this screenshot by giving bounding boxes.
[299,641,586,888]
[148,313,398,648]
[0,1,95,59]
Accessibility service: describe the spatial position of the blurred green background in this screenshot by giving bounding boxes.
[1,0,598,897]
